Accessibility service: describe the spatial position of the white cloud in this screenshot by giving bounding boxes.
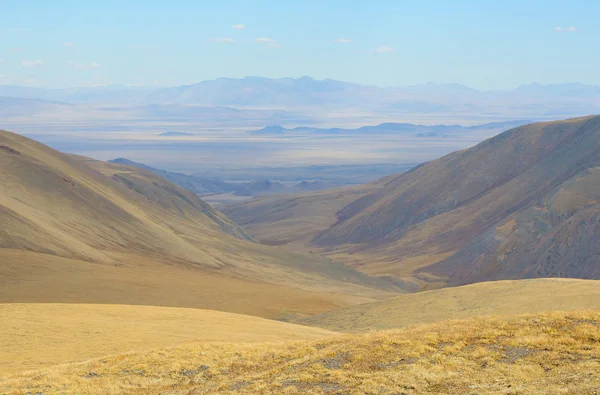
[376,46,394,53]
[333,39,351,43]
[268,43,283,49]
[232,24,245,30]
[61,41,76,47]
[21,59,44,67]
[66,61,100,70]
[555,26,577,32]
[87,76,115,87]
[256,37,276,43]
[208,38,235,43]
[22,78,43,86]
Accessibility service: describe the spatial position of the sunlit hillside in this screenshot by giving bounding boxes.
[3,312,599,394]
[0,304,336,375]
[0,129,398,320]
[296,278,600,332]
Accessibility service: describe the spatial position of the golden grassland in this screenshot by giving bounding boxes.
[296,278,600,332]
[0,249,375,320]
[2,311,600,394]
[0,303,336,374]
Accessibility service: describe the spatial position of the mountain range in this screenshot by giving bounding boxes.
[2,77,600,118]
[249,120,532,136]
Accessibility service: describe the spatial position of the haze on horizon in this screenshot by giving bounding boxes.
[2,0,598,90]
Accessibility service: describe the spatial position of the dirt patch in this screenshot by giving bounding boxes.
[281,379,344,393]
[0,145,20,155]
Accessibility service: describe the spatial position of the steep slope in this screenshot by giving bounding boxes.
[223,116,600,288]
[296,278,600,332]
[0,303,335,374]
[5,312,600,394]
[0,130,399,318]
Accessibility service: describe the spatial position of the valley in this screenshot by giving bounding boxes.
[223,115,600,291]
[4,2,600,392]
[2,107,600,394]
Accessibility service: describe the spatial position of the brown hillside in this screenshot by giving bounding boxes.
[0,130,398,318]
[224,116,600,288]
[221,184,375,249]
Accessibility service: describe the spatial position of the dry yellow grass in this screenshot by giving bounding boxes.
[0,249,375,320]
[0,304,336,374]
[296,278,600,332]
[3,311,600,394]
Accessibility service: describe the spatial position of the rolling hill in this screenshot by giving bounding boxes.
[4,311,600,394]
[0,129,400,319]
[0,303,335,374]
[295,278,600,332]
[223,116,600,289]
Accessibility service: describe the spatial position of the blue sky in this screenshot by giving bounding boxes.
[1,0,597,89]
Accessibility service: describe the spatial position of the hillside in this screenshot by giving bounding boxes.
[0,304,335,374]
[224,116,600,288]
[3,311,600,394]
[222,183,377,249]
[296,278,600,332]
[0,130,399,318]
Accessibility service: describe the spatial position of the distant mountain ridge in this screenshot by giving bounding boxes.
[1,78,600,117]
[249,120,532,136]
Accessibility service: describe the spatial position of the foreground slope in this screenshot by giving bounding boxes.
[224,116,600,288]
[0,130,397,318]
[0,304,335,374]
[3,312,600,394]
[296,278,600,332]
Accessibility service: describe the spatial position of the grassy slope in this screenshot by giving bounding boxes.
[295,278,600,332]
[3,311,600,394]
[0,249,373,319]
[221,183,374,249]
[0,129,399,318]
[0,304,336,374]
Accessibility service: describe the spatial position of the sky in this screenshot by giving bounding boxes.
[1,0,598,90]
